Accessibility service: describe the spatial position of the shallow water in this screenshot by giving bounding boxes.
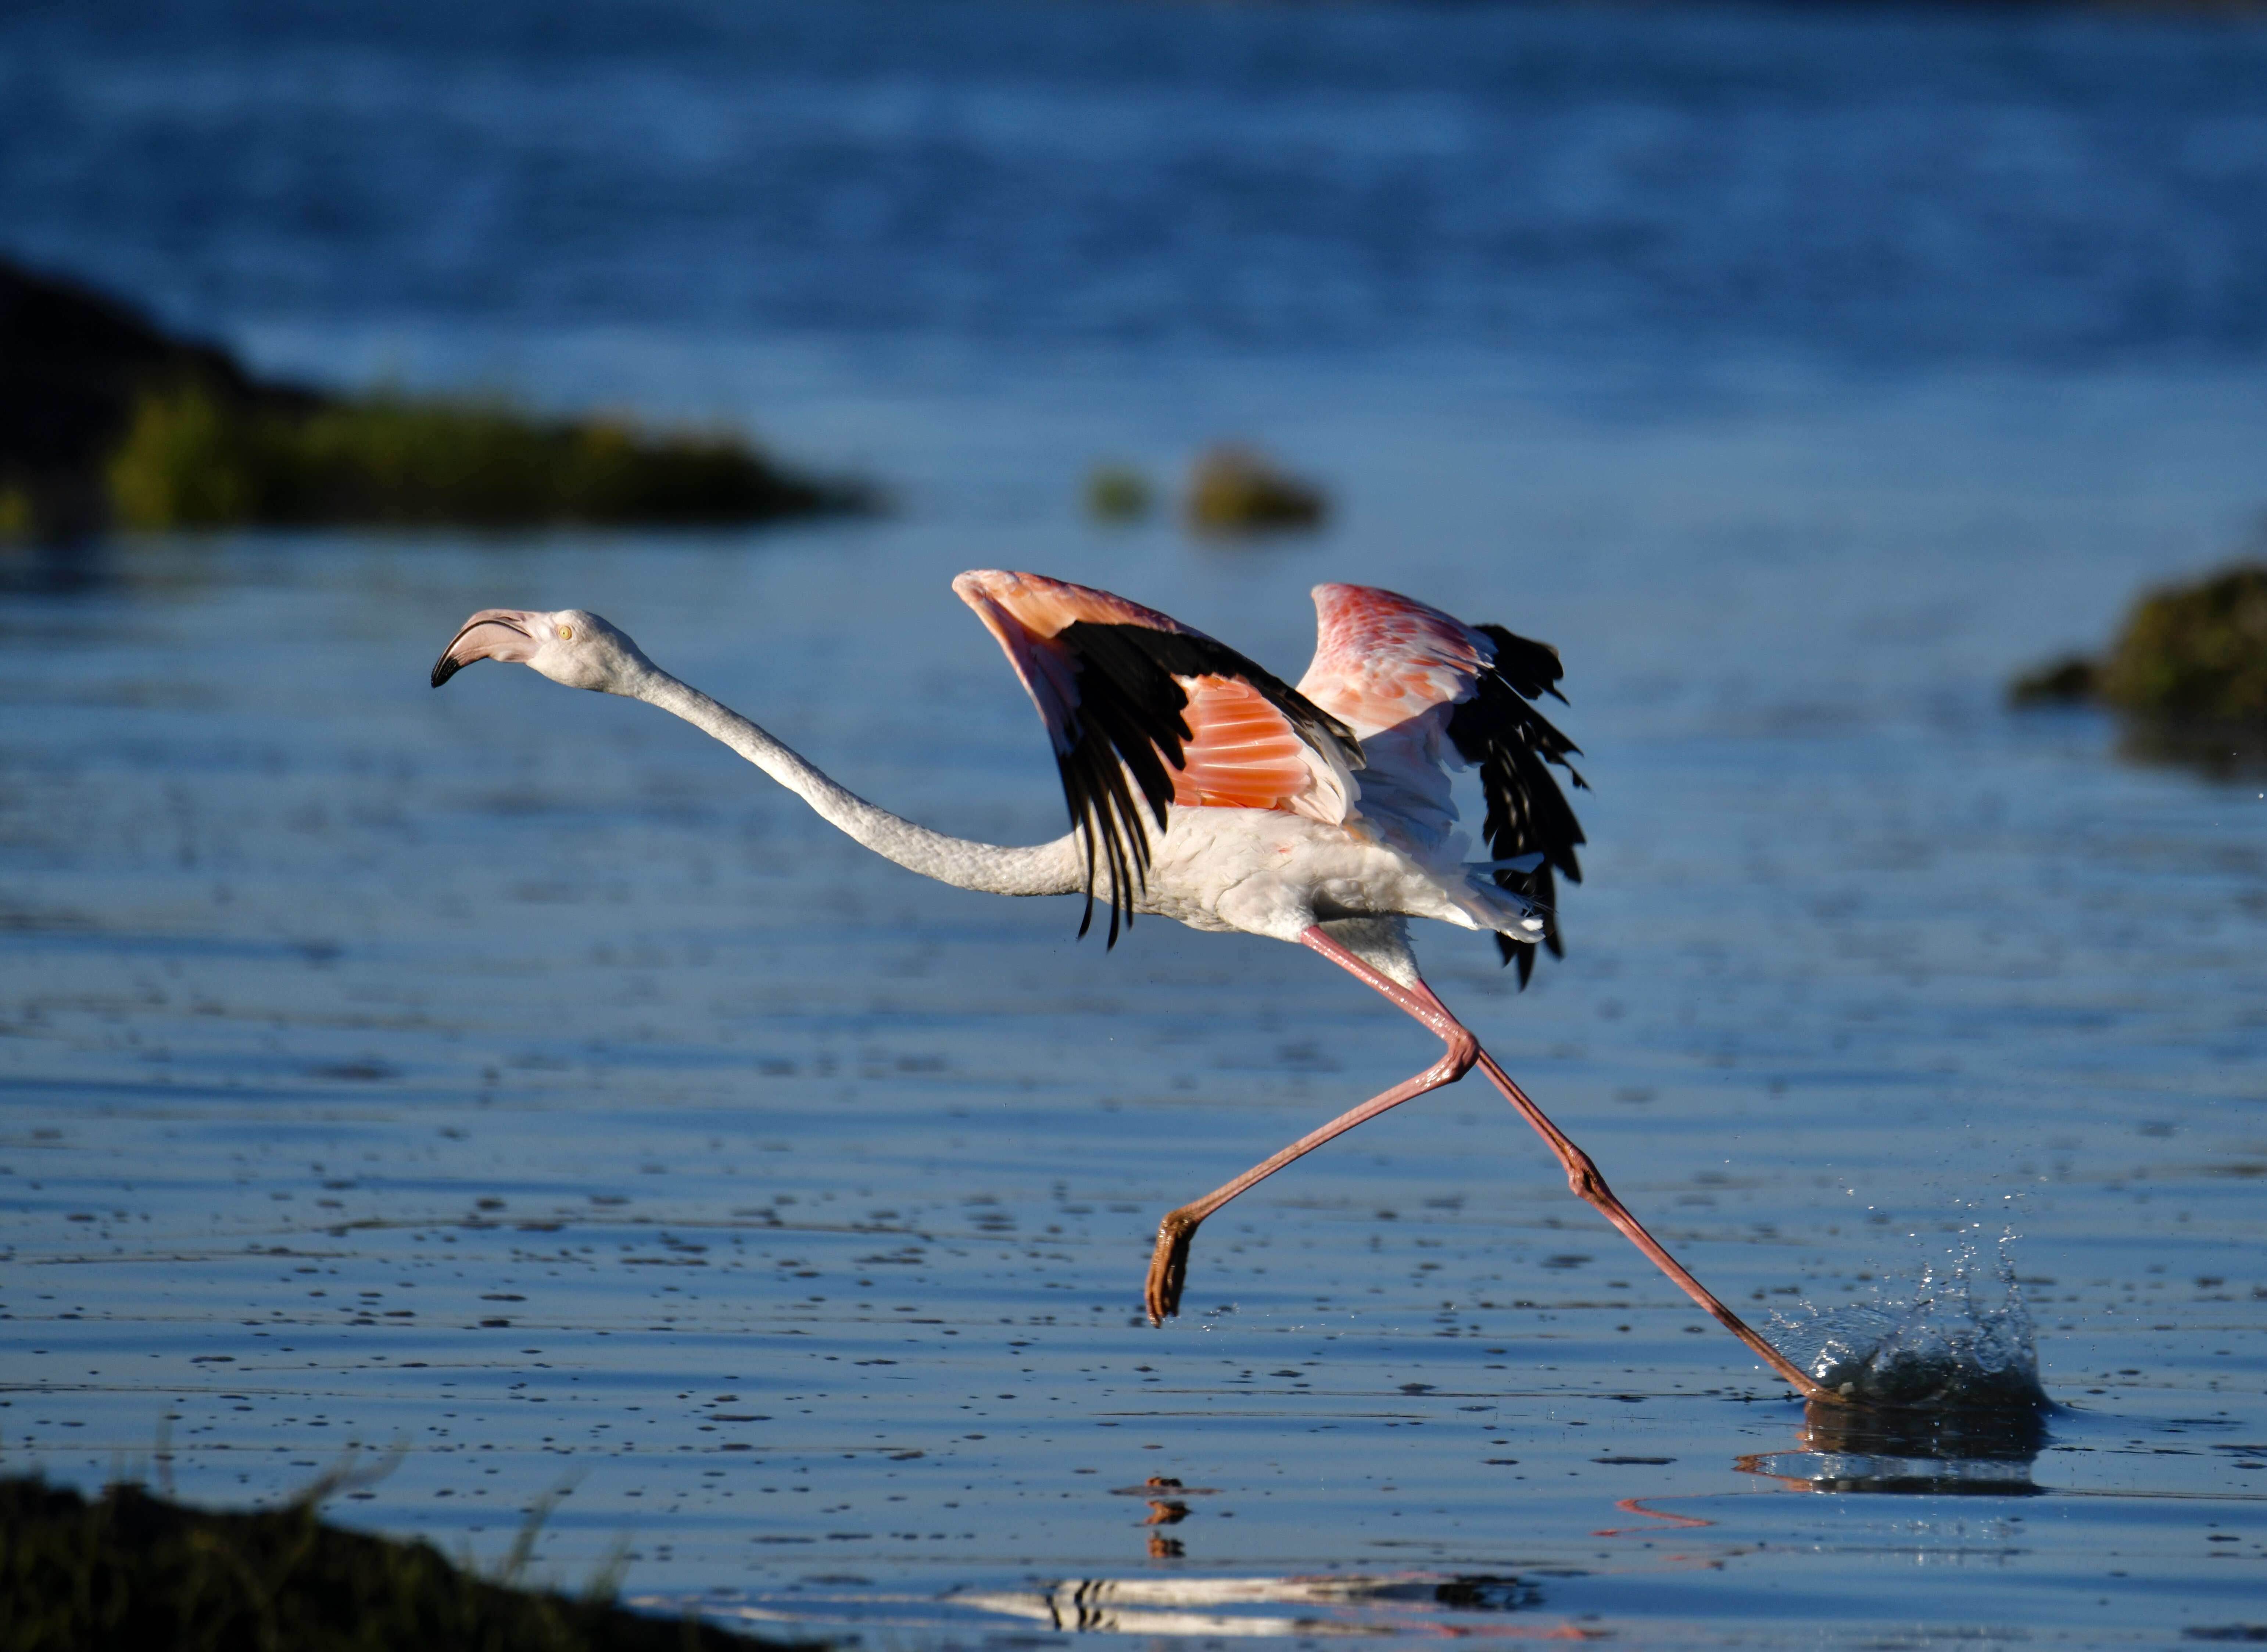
[7,0,2267,1643]
[6,371,2265,1641]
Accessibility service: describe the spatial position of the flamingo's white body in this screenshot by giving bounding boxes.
[432,570,1836,1405]
[1132,808,1516,945]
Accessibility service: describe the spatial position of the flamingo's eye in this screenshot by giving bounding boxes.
[556,624,575,641]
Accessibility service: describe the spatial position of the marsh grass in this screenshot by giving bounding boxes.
[105,383,871,533]
[0,1467,807,1652]
[2009,561,2267,774]
[2097,563,2267,725]
[0,480,40,538]
[1083,462,1155,522]
[1183,444,1326,534]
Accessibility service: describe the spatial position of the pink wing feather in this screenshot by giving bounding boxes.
[1169,676,1326,812]
[1297,583,1587,985]
[1295,583,1495,738]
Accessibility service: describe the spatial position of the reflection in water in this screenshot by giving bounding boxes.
[1593,1497,1714,1537]
[660,1573,1555,1640]
[1738,1398,2049,1496]
[1124,1476,1196,1518]
[950,1574,1547,1638]
[2116,719,2267,785]
[0,534,112,595]
[1115,1475,1204,1558]
[1128,1476,1195,1558]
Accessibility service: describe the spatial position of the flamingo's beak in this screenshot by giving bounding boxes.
[431,609,542,687]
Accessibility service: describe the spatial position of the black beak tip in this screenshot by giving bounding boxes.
[431,654,463,688]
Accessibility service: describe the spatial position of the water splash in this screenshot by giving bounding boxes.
[1771,1232,2047,1411]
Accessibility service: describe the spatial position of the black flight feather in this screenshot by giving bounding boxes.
[1444,623,1588,988]
[1049,621,1361,946]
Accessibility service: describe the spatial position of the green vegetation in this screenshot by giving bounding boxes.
[1,1472,802,1652]
[1184,445,1327,534]
[0,481,35,538]
[2012,563,2267,726]
[104,383,870,533]
[2008,653,2099,706]
[104,385,257,529]
[2098,564,2267,724]
[1083,462,1154,523]
[3,253,873,538]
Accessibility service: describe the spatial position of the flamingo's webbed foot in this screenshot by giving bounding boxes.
[1145,1208,1201,1324]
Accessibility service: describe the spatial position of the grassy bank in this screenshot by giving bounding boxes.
[2013,563,2267,726]
[1,256,873,538]
[1,1473,803,1652]
[103,383,872,533]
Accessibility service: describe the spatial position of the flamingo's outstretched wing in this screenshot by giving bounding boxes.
[1298,583,1586,985]
[954,570,1362,944]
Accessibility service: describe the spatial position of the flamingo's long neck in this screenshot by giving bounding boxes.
[627,669,1083,898]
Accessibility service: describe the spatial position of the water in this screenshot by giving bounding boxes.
[4,1,2267,1644]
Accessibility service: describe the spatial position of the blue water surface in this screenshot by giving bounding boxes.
[2,1,2264,1644]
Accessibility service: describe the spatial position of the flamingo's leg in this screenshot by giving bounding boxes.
[1297,925,1842,1408]
[1144,1021,1476,1325]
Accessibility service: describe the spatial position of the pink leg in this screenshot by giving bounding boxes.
[1144,926,1837,1405]
[1144,1009,1478,1325]
[1296,926,1841,1406]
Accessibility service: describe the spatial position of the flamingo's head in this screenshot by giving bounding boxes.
[430,608,651,693]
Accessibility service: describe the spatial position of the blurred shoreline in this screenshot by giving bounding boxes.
[1,257,873,542]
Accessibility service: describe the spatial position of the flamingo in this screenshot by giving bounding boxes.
[431,570,1835,1405]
